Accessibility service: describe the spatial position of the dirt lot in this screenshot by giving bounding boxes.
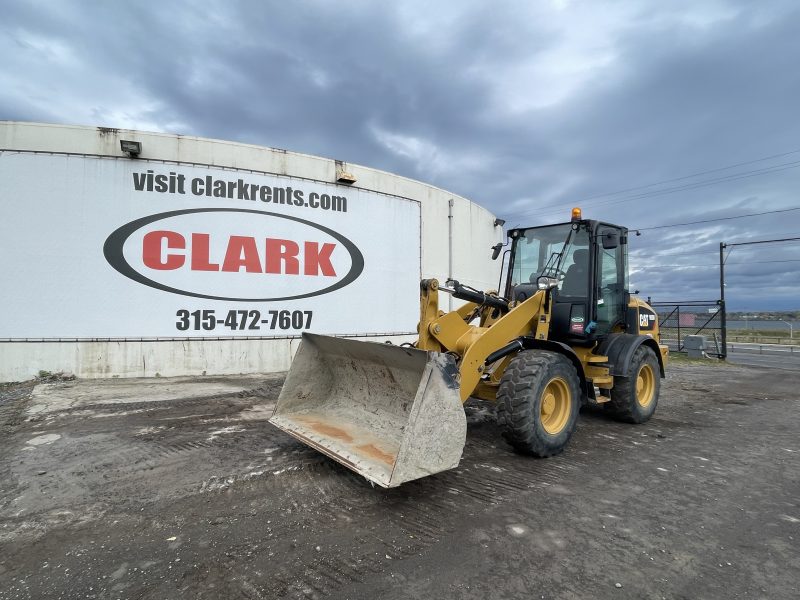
[1,361,798,600]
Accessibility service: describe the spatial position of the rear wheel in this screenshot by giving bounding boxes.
[606,345,660,423]
[497,350,581,457]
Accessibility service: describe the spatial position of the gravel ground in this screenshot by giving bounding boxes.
[0,362,798,599]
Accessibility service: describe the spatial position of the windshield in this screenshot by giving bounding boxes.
[509,223,590,295]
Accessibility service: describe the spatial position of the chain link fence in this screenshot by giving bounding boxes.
[649,300,726,358]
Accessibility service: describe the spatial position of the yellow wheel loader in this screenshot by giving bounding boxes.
[270,210,668,487]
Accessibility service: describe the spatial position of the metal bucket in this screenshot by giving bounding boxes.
[269,333,466,488]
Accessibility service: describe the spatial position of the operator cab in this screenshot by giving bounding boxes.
[504,212,629,344]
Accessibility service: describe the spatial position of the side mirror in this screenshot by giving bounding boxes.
[491,243,503,260]
[602,231,620,249]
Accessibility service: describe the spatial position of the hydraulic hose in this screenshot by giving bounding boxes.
[484,339,525,364]
[449,280,510,313]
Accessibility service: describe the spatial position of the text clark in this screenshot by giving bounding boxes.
[142,231,337,276]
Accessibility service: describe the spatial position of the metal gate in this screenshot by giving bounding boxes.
[649,300,726,358]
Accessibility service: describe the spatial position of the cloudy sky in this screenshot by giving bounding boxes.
[2,0,798,311]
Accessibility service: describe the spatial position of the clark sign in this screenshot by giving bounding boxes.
[0,153,420,339]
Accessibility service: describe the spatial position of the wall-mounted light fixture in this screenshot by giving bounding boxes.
[494,218,506,227]
[120,140,142,157]
[335,160,357,184]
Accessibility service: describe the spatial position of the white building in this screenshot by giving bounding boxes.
[0,122,501,381]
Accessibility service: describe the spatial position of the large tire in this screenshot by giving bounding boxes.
[496,350,581,457]
[606,345,660,423]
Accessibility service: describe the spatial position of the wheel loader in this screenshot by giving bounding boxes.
[269,209,668,487]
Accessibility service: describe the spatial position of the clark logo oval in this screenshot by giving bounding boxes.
[103,208,365,301]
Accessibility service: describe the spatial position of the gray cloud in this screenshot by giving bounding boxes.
[1,0,798,309]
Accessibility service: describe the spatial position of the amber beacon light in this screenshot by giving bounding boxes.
[571,207,582,221]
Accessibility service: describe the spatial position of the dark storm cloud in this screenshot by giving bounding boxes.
[1,0,798,309]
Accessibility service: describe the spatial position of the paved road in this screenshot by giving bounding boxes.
[665,339,800,372]
[726,343,800,372]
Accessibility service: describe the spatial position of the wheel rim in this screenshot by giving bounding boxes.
[636,363,656,407]
[540,377,572,435]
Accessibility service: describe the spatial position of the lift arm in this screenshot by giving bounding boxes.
[418,279,552,402]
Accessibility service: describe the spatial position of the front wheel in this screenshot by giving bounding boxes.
[496,350,581,457]
[606,345,660,423]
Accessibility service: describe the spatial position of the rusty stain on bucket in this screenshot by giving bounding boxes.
[355,443,396,466]
[295,417,354,443]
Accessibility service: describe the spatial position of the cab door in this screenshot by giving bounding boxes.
[594,226,627,336]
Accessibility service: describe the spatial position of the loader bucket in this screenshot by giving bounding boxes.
[269,333,466,488]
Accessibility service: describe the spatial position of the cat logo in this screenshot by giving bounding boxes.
[638,308,657,331]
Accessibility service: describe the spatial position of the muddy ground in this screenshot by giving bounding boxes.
[0,362,798,600]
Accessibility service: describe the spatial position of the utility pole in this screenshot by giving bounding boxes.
[719,235,800,360]
[719,242,727,359]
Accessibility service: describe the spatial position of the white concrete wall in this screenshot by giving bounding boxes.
[0,122,502,381]
[0,335,415,380]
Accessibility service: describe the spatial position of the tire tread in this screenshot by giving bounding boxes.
[497,350,580,457]
[606,345,660,424]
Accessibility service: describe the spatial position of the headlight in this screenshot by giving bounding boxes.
[537,277,559,290]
